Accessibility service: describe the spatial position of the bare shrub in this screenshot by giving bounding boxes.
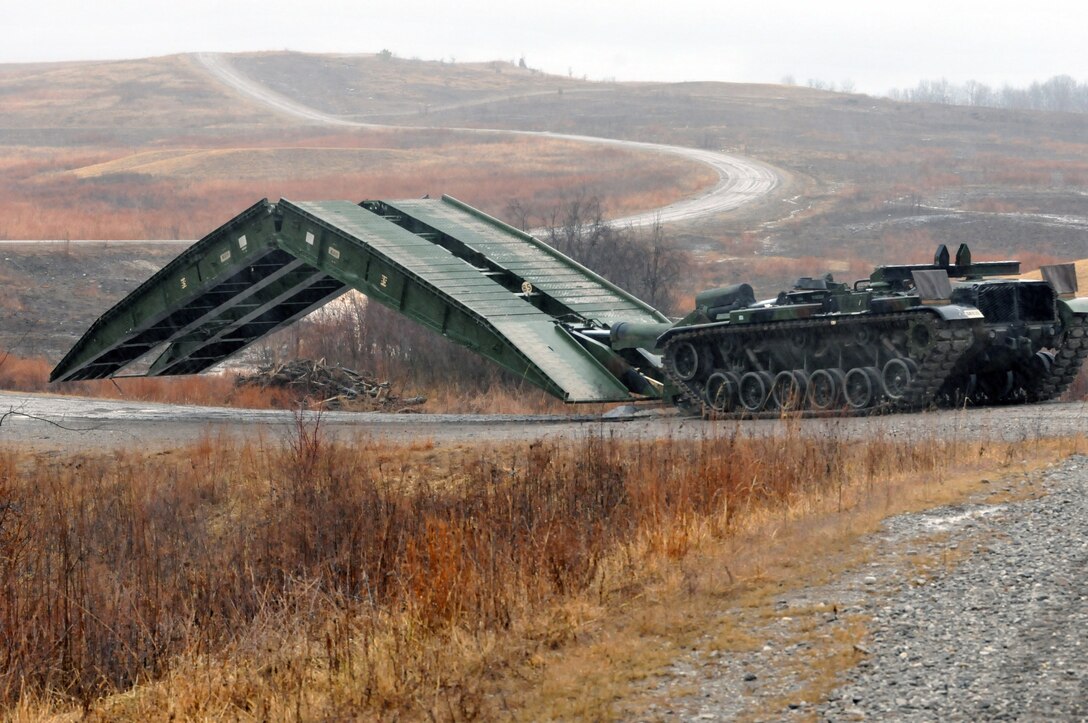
[510,190,690,313]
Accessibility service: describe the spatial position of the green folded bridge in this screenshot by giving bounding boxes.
[51,196,671,403]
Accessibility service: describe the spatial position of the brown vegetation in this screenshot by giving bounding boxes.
[2,50,1087,722]
[229,52,593,118]
[0,131,714,241]
[2,416,1081,719]
[0,351,297,409]
[0,342,581,415]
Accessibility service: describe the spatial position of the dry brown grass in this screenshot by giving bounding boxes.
[0,351,299,409]
[421,381,603,415]
[2,418,1084,720]
[0,55,277,131]
[0,352,51,393]
[1020,258,1088,292]
[538,432,1088,721]
[80,375,301,409]
[0,130,714,241]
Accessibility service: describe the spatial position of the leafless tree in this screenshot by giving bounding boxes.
[888,75,1088,113]
[528,191,689,313]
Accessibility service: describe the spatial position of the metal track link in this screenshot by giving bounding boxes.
[1026,315,1088,402]
[905,323,975,410]
[662,312,976,420]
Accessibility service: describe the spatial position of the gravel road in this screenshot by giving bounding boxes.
[650,455,1088,721]
[1,390,1086,452]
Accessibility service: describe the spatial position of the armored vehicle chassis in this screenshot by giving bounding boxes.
[658,244,1087,418]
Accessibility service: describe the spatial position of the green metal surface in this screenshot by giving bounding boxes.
[52,197,662,403]
[275,199,633,401]
[374,196,669,325]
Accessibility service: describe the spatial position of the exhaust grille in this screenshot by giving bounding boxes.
[952,282,1057,323]
[975,285,1017,322]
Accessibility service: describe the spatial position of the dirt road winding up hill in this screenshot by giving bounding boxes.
[195,52,781,228]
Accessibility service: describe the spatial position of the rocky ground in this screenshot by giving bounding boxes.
[648,455,1088,721]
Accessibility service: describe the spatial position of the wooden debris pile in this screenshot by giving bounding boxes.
[234,359,426,411]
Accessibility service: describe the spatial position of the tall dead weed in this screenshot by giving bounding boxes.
[0,420,1074,719]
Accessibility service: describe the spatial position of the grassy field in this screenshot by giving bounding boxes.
[3,417,1082,720]
[0,129,714,241]
[229,52,596,118]
[0,55,261,132]
[1,52,1088,720]
[2,50,1086,300]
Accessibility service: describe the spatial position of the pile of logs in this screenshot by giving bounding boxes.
[234,359,426,411]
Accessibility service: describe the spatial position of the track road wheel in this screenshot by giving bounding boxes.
[772,370,808,411]
[1032,350,1055,375]
[739,371,772,412]
[807,368,844,410]
[672,341,703,381]
[881,358,915,401]
[844,366,882,410]
[704,371,739,413]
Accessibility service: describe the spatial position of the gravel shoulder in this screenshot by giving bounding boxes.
[648,455,1088,721]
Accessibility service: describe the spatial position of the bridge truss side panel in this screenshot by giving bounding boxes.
[51,197,656,403]
[277,200,634,402]
[50,199,285,382]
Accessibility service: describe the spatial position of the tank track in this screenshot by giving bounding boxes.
[1024,314,1088,402]
[662,312,976,419]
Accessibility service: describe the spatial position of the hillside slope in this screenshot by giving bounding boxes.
[1,51,1083,270]
[0,51,1085,361]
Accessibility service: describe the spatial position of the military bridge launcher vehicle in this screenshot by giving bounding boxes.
[51,196,1088,418]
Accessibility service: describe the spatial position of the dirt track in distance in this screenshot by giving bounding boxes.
[194,52,782,229]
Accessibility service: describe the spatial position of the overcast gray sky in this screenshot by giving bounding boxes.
[6,0,1086,94]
